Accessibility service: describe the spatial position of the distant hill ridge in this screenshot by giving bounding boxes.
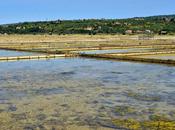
[0,14,175,35]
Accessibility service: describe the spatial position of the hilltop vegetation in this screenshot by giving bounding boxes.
[0,15,175,35]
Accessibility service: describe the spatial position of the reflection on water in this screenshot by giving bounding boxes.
[0,58,175,129]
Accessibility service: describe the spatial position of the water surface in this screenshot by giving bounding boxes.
[136,54,175,60]
[75,48,153,54]
[0,49,40,57]
[0,56,175,129]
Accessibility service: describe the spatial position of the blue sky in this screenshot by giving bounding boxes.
[0,0,175,24]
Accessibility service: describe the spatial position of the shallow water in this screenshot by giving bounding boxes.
[0,49,40,57]
[0,57,175,129]
[75,48,153,54]
[136,54,175,60]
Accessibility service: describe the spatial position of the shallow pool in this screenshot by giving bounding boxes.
[0,57,175,129]
[0,49,40,57]
[135,54,175,60]
[75,48,153,54]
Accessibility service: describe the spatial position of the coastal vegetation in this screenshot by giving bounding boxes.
[0,15,175,35]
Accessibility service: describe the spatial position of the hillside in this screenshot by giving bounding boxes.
[0,14,175,35]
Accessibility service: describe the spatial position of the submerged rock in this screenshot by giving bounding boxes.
[125,92,161,102]
[60,71,76,76]
[36,125,46,130]
[36,114,47,121]
[23,124,36,130]
[44,118,64,126]
[0,109,5,113]
[8,104,17,112]
[114,105,136,116]
[11,113,27,120]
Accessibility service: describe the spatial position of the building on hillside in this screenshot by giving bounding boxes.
[136,30,144,34]
[145,30,152,34]
[159,31,168,35]
[125,30,133,35]
[113,22,121,26]
[16,26,21,30]
[84,27,93,31]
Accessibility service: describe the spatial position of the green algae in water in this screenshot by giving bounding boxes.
[149,114,170,121]
[115,106,136,116]
[126,91,161,102]
[113,118,175,130]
